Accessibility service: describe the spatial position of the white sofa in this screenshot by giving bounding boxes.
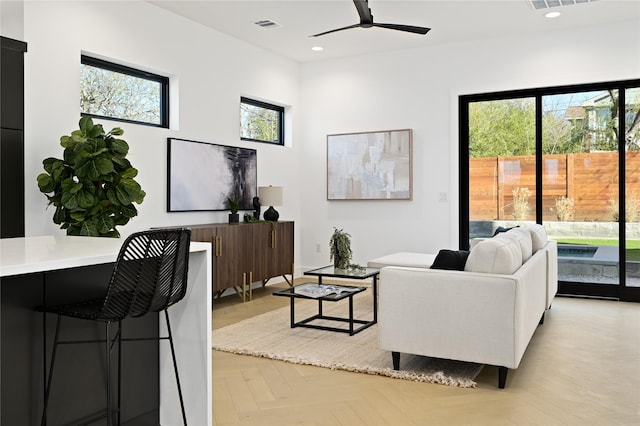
[372,225,557,388]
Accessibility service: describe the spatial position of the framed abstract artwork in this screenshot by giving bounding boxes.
[327,129,412,200]
[167,138,257,212]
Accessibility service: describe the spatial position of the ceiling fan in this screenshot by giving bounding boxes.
[311,0,431,37]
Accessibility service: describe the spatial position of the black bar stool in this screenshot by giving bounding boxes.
[40,228,191,426]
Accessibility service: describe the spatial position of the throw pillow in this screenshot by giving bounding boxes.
[464,238,523,275]
[492,225,518,236]
[495,227,533,263]
[526,224,548,252]
[430,249,470,271]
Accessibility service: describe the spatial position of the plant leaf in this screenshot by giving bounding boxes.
[95,215,114,234]
[61,191,78,210]
[110,138,129,155]
[70,211,86,222]
[37,174,55,193]
[43,157,60,173]
[120,204,138,218]
[75,158,99,180]
[76,190,95,209]
[53,205,66,224]
[79,116,93,135]
[95,157,115,175]
[115,186,131,205]
[78,220,98,237]
[120,167,138,179]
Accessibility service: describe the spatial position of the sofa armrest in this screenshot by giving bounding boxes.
[543,240,558,308]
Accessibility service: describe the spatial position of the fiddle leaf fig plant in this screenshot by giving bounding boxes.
[36,117,146,237]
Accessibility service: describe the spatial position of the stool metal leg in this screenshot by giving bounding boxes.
[117,320,122,426]
[105,321,113,426]
[164,310,187,425]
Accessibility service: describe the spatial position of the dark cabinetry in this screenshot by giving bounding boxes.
[1,36,27,238]
[190,221,294,301]
[1,265,159,425]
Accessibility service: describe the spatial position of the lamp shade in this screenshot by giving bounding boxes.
[258,186,283,207]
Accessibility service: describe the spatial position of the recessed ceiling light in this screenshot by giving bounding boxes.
[545,11,561,17]
[311,46,324,51]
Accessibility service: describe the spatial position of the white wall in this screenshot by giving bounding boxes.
[0,0,24,40]
[22,0,302,269]
[299,20,640,269]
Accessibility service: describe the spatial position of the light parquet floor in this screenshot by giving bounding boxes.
[212,280,640,426]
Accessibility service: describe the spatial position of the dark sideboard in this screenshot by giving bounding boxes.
[189,221,294,301]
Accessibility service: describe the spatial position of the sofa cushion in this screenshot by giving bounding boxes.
[464,238,523,274]
[495,227,532,262]
[526,224,548,252]
[430,249,470,271]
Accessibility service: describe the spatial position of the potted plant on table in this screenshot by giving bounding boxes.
[329,227,353,269]
[36,117,146,237]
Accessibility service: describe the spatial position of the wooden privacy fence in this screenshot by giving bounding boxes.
[470,151,640,222]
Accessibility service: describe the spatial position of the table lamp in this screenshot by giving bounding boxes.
[258,186,282,222]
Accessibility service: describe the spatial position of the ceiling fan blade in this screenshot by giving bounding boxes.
[310,23,361,38]
[353,0,373,25]
[372,23,431,35]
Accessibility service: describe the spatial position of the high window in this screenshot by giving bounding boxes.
[240,97,284,145]
[80,55,169,128]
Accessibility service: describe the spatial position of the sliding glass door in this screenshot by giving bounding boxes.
[625,87,640,296]
[459,80,640,302]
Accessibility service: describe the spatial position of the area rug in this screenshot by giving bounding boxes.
[212,291,483,388]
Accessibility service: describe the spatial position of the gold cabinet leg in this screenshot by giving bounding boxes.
[242,272,247,303]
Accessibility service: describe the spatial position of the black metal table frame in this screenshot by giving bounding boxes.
[273,266,379,336]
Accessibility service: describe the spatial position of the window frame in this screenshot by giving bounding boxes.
[80,55,169,128]
[240,96,285,145]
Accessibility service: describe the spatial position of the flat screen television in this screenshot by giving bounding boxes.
[167,138,257,212]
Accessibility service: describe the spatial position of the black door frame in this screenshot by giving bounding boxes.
[459,78,640,303]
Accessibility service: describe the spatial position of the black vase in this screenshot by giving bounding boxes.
[263,206,279,222]
[228,213,239,223]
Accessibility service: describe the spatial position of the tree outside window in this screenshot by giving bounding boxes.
[80,55,169,128]
[240,97,284,145]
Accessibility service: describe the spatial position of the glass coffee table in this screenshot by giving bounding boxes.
[272,265,380,336]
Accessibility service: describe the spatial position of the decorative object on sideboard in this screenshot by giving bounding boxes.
[252,196,261,219]
[259,185,282,221]
[225,190,242,223]
[36,117,146,237]
[329,227,352,269]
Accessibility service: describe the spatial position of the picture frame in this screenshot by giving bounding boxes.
[327,129,412,200]
[167,138,257,212]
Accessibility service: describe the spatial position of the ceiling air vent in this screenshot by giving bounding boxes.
[254,19,280,29]
[530,0,597,9]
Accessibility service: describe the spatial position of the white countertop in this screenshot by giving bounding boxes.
[0,235,211,277]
